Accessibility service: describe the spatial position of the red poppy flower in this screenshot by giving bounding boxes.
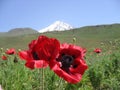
[5,48,16,55]
[94,48,101,53]
[19,35,60,69]
[49,43,88,84]
[1,55,7,60]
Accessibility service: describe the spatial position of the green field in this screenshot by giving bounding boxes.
[0,23,120,90]
[0,23,120,50]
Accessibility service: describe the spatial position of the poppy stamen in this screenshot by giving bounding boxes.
[60,54,74,69]
[32,52,39,60]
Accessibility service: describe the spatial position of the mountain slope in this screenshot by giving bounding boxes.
[0,28,38,37]
[0,23,120,49]
[39,21,74,33]
[8,28,38,35]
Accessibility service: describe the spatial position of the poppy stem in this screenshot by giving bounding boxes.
[42,68,44,90]
[58,78,63,90]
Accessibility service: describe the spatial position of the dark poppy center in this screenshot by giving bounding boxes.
[32,52,39,60]
[60,55,74,68]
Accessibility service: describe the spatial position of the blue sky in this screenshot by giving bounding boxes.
[0,0,120,32]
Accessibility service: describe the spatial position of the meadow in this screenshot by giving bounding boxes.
[0,24,120,90]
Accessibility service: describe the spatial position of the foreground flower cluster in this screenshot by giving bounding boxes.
[1,48,16,60]
[18,35,88,84]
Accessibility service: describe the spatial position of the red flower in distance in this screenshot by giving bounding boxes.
[94,48,101,53]
[19,35,60,69]
[49,43,88,84]
[5,48,16,55]
[1,55,7,60]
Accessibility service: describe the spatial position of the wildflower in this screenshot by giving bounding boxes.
[5,48,16,55]
[13,56,18,63]
[94,48,101,53]
[72,37,76,43]
[0,48,3,52]
[49,43,88,84]
[1,55,7,60]
[19,35,60,69]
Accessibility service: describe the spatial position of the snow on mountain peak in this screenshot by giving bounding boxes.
[39,21,74,33]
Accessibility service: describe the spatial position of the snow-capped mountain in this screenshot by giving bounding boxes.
[39,21,74,33]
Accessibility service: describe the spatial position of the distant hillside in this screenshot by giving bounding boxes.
[0,28,38,36]
[0,23,120,49]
